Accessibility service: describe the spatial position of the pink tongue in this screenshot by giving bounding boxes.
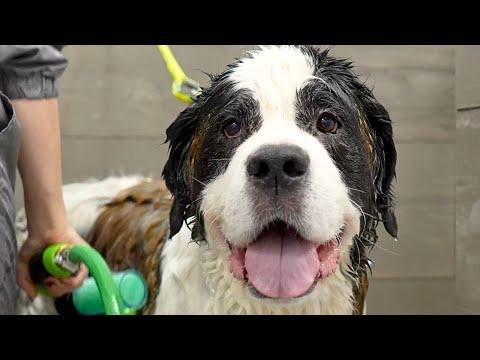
[245,229,321,299]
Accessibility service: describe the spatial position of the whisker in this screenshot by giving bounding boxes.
[369,242,400,256]
[350,199,366,238]
[358,234,400,256]
[353,236,362,272]
[206,213,222,238]
[363,212,384,222]
[192,176,208,187]
[347,187,366,194]
[192,194,206,204]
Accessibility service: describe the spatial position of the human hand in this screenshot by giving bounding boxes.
[17,225,89,300]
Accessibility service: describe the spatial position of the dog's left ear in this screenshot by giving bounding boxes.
[357,89,398,239]
[162,104,200,238]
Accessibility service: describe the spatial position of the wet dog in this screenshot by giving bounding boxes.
[17,45,397,315]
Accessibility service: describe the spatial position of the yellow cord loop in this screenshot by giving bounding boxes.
[157,45,202,104]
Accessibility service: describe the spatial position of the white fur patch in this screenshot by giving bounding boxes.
[230,45,315,123]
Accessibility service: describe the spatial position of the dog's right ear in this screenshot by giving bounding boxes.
[162,104,200,238]
[358,90,398,239]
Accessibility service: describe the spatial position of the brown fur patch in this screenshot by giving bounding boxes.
[352,272,369,315]
[188,120,209,191]
[87,180,172,314]
[358,111,375,162]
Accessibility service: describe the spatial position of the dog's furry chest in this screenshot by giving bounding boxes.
[155,226,358,315]
[155,228,212,314]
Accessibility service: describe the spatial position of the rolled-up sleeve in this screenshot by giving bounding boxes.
[0,45,68,99]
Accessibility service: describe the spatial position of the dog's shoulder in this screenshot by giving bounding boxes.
[87,180,172,314]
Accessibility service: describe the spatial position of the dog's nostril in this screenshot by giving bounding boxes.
[256,161,270,178]
[247,159,270,178]
[283,159,307,178]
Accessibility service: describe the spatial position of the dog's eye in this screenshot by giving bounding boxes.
[224,119,242,138]
[317,113,339,134]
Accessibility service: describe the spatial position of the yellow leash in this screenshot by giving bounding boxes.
[157,45,202,104]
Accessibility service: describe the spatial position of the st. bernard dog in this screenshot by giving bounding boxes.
[16,45,397,315]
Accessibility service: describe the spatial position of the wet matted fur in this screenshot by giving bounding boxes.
[16,45,397,315]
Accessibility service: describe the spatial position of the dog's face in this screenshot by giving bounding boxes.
[163,46,397,308]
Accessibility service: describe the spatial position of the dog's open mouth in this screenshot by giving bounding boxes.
[229,221,341,299]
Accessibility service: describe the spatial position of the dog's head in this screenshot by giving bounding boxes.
[163,46,397,309]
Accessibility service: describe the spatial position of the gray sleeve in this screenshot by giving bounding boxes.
[0,45,68,99]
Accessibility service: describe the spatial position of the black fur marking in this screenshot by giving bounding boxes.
[163,105,200,237]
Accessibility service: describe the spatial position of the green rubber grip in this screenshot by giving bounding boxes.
[72,270,148,315]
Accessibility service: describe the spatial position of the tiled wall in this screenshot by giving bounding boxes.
[14,45,464,314]
[456,46,480,314]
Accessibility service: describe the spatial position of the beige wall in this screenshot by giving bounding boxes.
[15,45,465,314]
[456,46,480,314]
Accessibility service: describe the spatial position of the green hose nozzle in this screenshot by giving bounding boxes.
[68,245,125,315]
[73,269,147,315]
[30,244,148,315]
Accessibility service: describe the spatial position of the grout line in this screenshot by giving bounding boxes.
[62,134,167,141]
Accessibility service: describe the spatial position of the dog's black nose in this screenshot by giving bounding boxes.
[246,145,309,193]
